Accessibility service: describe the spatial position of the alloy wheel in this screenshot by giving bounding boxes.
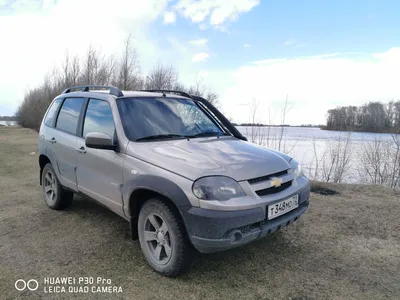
[143,213,172,265]
[43,169,57,204]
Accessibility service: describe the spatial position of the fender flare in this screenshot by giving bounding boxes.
[122,174,191,219]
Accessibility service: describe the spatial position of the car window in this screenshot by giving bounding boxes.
[44,98,62,127]
[56,98,84,135]
[83,99,115,138]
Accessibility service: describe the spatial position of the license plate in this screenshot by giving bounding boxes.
[267,195,299,220]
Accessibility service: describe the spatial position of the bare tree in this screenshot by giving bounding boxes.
[359,135,400,189]
[244,98,270,146]
[320,133,353,183]
[179,75,219,106]
[308,138,324,180]
[79,45,102,85]
[70,55,80,86]
[145,63,178,90]
[278,95,292,152]
[113,35,143,90]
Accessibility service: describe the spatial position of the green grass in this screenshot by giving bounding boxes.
[1,127,399,300]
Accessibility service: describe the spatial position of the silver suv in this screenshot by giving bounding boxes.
[38,85,310,276]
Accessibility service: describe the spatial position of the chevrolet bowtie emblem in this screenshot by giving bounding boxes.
[271,177,283,188]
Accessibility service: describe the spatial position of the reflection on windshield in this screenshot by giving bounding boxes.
[117,97,224,141]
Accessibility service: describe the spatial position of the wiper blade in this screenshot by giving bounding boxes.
[188,132,230,138]
[135,134,187,141]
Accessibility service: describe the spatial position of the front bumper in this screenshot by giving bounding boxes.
[181,182,310,253]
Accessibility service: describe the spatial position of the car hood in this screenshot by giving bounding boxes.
[126,137,291,181]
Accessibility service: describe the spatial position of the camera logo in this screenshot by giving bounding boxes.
[15,279,39,291]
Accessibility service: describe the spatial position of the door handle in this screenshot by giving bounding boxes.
[76,146,87,154]
[48,137,57,144]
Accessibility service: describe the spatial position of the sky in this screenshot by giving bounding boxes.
[1,0,400,125]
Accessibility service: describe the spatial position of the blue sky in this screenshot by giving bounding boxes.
[1,0,400,124]
[151,0,400,68]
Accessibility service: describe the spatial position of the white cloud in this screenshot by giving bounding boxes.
[199,23,208,30]
[251,53,341,65]
[174,0,260,27]
[192,52,210,62]
[198,71,209,78]
[284,38,296,46]
[0,0,174,114]
[189,38,208,46]
[283,39,307,48]
[213,48,400,125]
[163,11,176,24]
[244,43,251,48]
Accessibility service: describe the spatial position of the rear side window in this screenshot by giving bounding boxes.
[56,98,84,135]
[44,98,62,127]
[83,99,115,138]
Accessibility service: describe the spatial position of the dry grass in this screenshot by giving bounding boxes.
[0,127,399,300]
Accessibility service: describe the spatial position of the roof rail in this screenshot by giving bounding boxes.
[62,85,123,97]
[139,89,192,99]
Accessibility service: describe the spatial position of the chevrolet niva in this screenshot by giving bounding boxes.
[38,85,310,276]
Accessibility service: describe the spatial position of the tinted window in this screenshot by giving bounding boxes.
[56,98,84,135]
[117,97,222,141]
[83,99,115,138]
[44,98,62,127]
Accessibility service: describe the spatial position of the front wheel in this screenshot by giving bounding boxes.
[138,198,194,277]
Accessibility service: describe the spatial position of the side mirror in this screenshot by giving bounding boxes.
[85,132,117,150]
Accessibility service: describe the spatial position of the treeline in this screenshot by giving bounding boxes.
[0,116,17,121]
[17,36,218,130]
[326,101,400,133]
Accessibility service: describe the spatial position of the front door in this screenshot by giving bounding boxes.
[76,98,124,216]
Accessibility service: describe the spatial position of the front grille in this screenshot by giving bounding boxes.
[256,181,292,196]
[248,169,289,184]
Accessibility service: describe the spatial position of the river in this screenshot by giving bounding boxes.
[0,121,18,126]
[237,126,399,184]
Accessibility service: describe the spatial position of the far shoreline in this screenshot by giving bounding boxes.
[235,124,399,135]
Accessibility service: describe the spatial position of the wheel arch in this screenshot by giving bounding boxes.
[124,175,192,240]
[39,154,51,185]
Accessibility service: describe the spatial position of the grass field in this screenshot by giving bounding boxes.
[0,126,399,300]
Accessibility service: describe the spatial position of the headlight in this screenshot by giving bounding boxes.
[192,176,245,201]
[290,160,304,178]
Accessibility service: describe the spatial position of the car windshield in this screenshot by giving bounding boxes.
[117,97,225,141]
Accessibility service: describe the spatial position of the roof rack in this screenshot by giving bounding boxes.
[62,85,123,97]
[139,90,192,99]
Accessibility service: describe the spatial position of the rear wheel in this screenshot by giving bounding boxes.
[138,198,194,277]
[42,163,73,210]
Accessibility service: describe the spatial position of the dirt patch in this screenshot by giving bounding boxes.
[1,127,400,300]
[310,185,339,195]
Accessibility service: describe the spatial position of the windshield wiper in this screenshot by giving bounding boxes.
[187,132,230,138]
[135,134,187,142]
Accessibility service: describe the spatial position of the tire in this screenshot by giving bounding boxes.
[138,198,194,277]
[41,163,73,210]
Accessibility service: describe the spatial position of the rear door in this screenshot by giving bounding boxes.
[76,98,124,216]
[46,97,85,190]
